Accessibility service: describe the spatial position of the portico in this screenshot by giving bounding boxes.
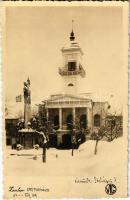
[44,94,93,131]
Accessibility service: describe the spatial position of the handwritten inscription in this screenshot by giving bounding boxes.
[9,186,25,192]
[9,186,49,198]
[75,176,117,184]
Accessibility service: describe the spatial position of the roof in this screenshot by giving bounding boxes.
[61,39,83,54]
[39,94,109,109]
[43,93,92,103]
[18,128,36,133]
[40,93,93,109]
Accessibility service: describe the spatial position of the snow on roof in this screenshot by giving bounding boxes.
[18,128,36,133]
[42,93,92,103]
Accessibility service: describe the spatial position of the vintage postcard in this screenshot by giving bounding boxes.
[1,1,129,199]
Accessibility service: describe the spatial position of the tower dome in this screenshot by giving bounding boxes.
[70,30,75,41]
[59,22,86,94]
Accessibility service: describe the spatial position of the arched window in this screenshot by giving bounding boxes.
[68,83,74,87]
[94,114,101,127]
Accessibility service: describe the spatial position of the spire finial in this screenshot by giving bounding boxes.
[70,20,75,41]
[27,77,30,85]
[72,19,74,30]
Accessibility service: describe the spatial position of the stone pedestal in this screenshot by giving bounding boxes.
[24,103,31,128]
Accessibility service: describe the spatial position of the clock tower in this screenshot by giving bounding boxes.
[59,27,85,95]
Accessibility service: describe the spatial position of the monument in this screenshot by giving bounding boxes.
[23,77,31,128]
[18,78,40,149]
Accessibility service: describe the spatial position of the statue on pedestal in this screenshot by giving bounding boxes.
[24,78,31,104]
[23,78,31,128]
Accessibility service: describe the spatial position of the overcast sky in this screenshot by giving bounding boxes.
[4,4,128,113]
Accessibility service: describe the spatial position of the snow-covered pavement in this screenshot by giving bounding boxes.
[5,137,127,178]
[4,137,127,198]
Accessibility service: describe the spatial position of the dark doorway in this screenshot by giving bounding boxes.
[54,115,59,130]
[62,134,72,148]
[80,114,87,129]
[66,114,73,130]
[49,134,57,147]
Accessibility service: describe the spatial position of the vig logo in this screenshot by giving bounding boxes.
[105,184,117,195]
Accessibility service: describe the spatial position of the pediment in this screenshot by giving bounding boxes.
[45,94,91,103]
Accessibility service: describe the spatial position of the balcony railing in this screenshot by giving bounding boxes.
[59,65,85,77]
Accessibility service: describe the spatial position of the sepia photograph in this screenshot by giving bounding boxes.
[2,2,128,198]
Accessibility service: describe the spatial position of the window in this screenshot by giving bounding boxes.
[68,62,76,71]
[94,114,101,127]
[68,83,74,87]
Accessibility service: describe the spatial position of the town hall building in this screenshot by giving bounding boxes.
[38,28,109,146]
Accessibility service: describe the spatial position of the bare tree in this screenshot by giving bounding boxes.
[91,127,104,155]
[104,114,123,142]
[91,113,123,155]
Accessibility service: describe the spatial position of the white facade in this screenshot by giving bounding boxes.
[59,39,85,94]
[39,29,109,146]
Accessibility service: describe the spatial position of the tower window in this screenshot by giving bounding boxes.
[68,62,76,71]
[68,83,74,87]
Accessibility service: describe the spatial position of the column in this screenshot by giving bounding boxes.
[86,107,92,129]
[46,108,49,121]
[59,108,62,130]
[72,107,76,128]
[57,108,62,146]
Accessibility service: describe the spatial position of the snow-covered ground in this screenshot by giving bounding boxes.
[5,137,126,178]
[4,137,127,198]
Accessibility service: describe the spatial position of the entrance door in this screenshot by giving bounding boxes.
[62,134,72,148]
[66,114,73,130]
[80,114,87,129]
[54,115,59,130]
